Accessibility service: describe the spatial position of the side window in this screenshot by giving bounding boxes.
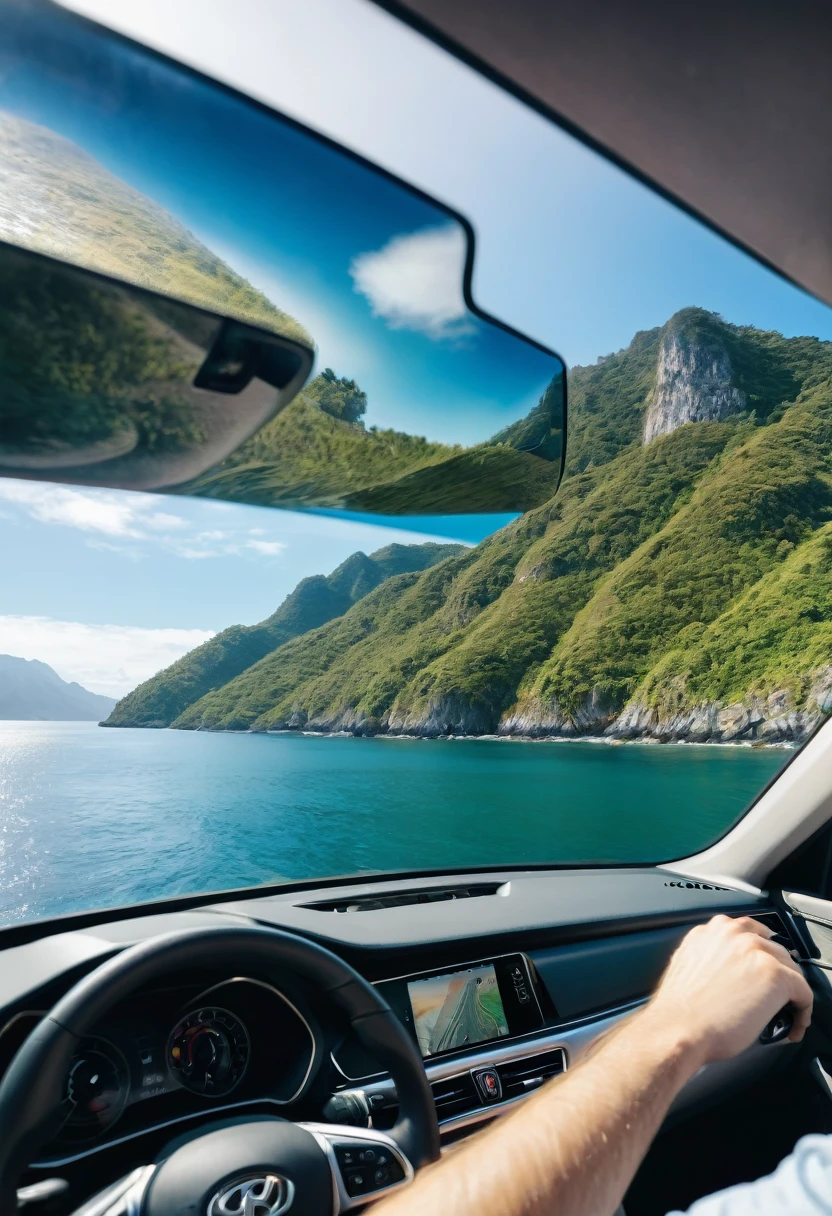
[769,820,832,899]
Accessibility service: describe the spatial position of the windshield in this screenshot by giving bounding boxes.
[2,2,832,927]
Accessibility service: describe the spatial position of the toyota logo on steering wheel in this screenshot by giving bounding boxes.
[207,1174,294,1216]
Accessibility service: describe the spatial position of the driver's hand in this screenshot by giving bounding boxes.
[648,914,813,1064]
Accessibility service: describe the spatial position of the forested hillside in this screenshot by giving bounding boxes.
[109,307,832,744]
[103,542,464,727]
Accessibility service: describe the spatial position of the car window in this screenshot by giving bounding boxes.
[1,1,832,926]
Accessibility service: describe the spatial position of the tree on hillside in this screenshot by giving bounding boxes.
[307,367,367,425]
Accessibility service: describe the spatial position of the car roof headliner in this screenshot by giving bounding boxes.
[376,0,832,309]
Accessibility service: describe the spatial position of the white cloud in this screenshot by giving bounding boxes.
[175,547,223,560]
[246,539,286,556]
[0,480,145,537]
[0,616,214,697]
[145,511,189,531]
[350,224,472,339]
[0,479,287,562]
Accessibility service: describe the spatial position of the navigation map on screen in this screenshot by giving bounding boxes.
[407,964,510,1057]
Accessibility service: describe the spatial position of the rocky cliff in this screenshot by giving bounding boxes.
[499,672,832,744]
[607,668,832,743]
[642,326,746,443]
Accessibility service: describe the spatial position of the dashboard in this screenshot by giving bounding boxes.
[0,866,809,1203]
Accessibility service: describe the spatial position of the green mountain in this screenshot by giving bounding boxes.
[118,307,832,744]
[103,542,465,727]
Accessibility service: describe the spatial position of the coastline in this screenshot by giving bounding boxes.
[201,726,798,749]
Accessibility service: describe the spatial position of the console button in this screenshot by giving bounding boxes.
[384,1159,405,1184]
[336,1142,405,1195]
[346,1173,366,1196]
[472,1068,503,1102]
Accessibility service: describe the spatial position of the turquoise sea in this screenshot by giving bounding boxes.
[0,722,790,927]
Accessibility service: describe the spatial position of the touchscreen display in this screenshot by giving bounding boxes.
[407,963,510,1057]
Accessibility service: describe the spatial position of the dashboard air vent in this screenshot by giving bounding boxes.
[302,883,504,913]
[430,1074,480,1120]
[663,880,729,891]
[430,1047,567,1124]
[752,911,800,953]
[496,1048,566,1098]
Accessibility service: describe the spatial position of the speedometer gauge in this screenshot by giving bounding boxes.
[61,1036,130,1142]
[167,1007,250,1097]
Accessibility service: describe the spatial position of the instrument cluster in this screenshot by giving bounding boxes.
[37,977,318,1157]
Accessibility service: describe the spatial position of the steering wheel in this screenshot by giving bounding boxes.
[0,926,440,1214]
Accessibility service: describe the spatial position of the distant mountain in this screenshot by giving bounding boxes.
[161,308,832,745]
[0,656,116,720]
[103,541,465,728]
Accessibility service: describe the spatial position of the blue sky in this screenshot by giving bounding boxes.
[1,0,831,697]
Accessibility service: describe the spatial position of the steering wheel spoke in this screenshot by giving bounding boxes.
[69,1165,155,1216]
[302,1122,414,1210]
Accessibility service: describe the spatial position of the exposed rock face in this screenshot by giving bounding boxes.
[607,669,832,744]
[262,697,495,737]
[643,331,746,443]
[500,689,616,737]
[386,696,495,737]
[251,674,832,744]
[495,669,832,745]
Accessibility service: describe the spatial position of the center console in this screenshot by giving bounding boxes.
[330,952,568,1133]
[333,952,545,1083]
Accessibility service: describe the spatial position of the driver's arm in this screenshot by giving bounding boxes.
[376,916,813,1216]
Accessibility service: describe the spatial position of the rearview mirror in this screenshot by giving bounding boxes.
[0,242,313,489]
[0,0,566,514]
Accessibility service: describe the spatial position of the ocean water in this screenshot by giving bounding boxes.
[0,722,790,927]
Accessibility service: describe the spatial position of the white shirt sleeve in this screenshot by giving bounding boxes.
[666,1135,832,1215]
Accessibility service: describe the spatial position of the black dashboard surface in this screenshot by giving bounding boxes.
[0,868,762,1013]
[214,869,758,953]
